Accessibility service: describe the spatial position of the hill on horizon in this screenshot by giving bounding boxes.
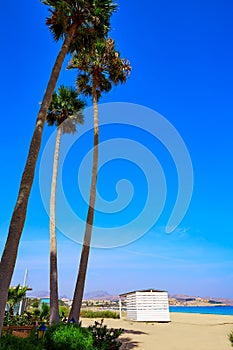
[84,290,117,300]
[26,290,233,305]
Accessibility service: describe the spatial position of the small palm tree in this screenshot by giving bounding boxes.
[47,85,85,325]
[68,38,131,322]
[39,302,50,324]
[7,285,28,317]
[0,0,116,334]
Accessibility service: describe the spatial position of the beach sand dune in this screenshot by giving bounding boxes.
[81,312,233,349]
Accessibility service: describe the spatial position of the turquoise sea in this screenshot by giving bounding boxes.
[40,298,50,305]
[169,306,233,316]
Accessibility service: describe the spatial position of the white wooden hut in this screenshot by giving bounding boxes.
[119,289,170,322]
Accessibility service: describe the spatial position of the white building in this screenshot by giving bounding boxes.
[119,289,170,322]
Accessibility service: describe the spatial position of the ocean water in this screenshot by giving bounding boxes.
[169,305,233,316]
[40,298,50,305]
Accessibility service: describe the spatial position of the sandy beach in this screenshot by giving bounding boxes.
[81,312,233,350]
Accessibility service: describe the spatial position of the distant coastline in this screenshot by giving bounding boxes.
[168,294,233,307]
[169,305,233,316]
[27,290,233,311]
[170,304,228,307]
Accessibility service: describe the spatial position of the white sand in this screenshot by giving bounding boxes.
[81,312,233,350]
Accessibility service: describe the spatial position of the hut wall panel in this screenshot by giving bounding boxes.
[125,291,170,322]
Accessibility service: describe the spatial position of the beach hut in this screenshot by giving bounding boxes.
[119,289,170,322]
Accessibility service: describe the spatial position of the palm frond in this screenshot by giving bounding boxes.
[46,85,86,132]
[68,36,131,101]
[41,0,117,43]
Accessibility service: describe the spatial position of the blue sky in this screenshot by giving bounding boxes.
[0,0,233,298]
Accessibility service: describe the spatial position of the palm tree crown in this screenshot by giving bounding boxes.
[47,85,85,131]
[7,285,28,316]
[68,37,131,100]
[42,0,117,43]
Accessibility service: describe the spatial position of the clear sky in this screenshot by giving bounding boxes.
[0,0,233,299]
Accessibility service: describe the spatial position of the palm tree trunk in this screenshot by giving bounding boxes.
[68,85,99,323]
[0,23,77,335]
[49,126,62,325]
[9,306,14,317]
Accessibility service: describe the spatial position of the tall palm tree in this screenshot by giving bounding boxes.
[0,0,117,334]
[47,86,85,325]
[67,38,131,322]
[7,285,28,317]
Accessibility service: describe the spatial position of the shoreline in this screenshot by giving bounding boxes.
[169,304,233,316]
[169,304,233,308]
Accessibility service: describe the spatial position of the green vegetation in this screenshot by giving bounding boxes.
[44,323,94,350]
[3,307,120,327]
[89,320,123,350]
[3,313,33,327]
[229,331,233,346]
[0,322,123,350]
[4,303,49,326]
[59,306,70,320]
[7,285,28,316]
[80,310,120,319]
[39,303,50,324]
[32,309,41,323]
[0,330,43,350]
[27,299,40,309]
[3,308,120,327]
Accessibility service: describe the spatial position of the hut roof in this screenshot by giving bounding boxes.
[119,289,168,297]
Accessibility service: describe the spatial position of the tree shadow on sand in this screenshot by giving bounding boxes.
[119,329,148,349]
[123,329,148,335]
[120,337,141,349]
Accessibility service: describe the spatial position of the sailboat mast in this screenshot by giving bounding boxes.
[18,269,28,315]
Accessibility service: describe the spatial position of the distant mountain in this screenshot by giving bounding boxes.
[169,294,197,299]
[84,290,117,300]
[27,290,233,305]
[205,297,233,306]
[27,290,116,300]
[169,294,233,305]
[27,290,49,298]
[27,291,70,299]
[60,295,69,299]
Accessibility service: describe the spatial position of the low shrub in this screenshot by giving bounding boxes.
[59,306,70,321]
[229,331,233,346]
[3,312,33,326]
[39,303,50,323]
[0,321,123,350]
[80,310,120,319]
[0,331,44,350]
[89,319,123,350]
[44,323,95,350]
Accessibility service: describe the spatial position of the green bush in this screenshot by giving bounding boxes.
[89,319,123,350]
[0,322,123,350]
[80,310,120,319]
[229,332,233,346]
[59,305,70,320]
[39,303,50,323]
[44,323,95,350]
[0,331,44,350]
[3,312,34,326]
